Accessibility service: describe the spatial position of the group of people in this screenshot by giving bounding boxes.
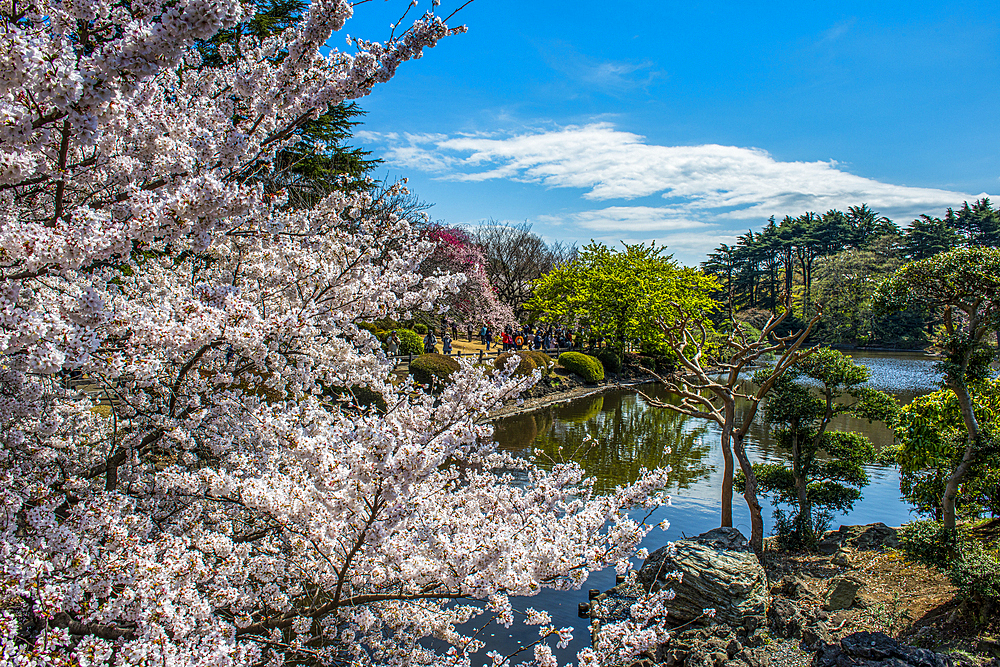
[422,328,452,354]
[487,324,574,352]
[383,321,579,359]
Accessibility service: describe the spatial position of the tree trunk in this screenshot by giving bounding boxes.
[733,433,764,563]
[721,427,734,528]
[792,434,810,537]
[942,379,981,529]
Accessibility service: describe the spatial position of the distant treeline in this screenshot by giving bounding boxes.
[700,199,999,348]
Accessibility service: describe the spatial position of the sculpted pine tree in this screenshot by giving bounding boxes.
[0,1,679,665]
[753,348,899,548]
[640,299,820,560]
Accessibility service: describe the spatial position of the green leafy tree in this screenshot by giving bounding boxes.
[875,246,1000,528]
[527,242,719,354]
[891,379,1000,520]
[813,242,905,346]
[753,348,899,547]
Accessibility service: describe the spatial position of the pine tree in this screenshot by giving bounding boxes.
[751,348,899,548]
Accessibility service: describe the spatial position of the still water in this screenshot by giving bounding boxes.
[477,351,941,662]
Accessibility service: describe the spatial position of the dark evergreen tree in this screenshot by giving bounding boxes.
[846,204,899,246]
[702,243,738,317]
[946,197,1000,247]
[905,215,958,260]
[195,0,380,208]
[751,348,899,548]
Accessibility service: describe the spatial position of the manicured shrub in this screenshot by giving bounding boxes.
[413,323,428,334]
[395,329,424,356]
[524,350,554,371]
[595,349,621,374]
[409,353,460,387]
[558,351,604,383]
[494,351,538,377]
[372,318,402,331]
[949,542,1000,608]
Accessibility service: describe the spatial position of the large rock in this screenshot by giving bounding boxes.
[637,527,769,630]
[812,631,954,667]
[817,523,899,555]
[822,576,864,611]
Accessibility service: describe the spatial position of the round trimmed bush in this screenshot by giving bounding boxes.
[412,323,428,334]
[595,349,621,374]
[494,351,538,377]
[356,321,380,336]
[395,329,424,356]
[558,351,604,383]
[524,349,554,371]
[409,353,460,386]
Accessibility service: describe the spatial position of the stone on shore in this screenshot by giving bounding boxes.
[822,576,864,611]
[816,523,899,555]
[812,631,954,667]
[637,527,769,630]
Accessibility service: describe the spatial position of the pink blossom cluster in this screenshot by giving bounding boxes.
[0,1,676,665]
[422,225,518,329]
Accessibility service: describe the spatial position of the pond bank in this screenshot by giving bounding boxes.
[488,369,659,420]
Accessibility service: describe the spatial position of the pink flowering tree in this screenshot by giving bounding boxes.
[422,225,518,330]
[0,0,676,665]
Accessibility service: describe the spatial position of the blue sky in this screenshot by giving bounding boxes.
[342,0,999,265]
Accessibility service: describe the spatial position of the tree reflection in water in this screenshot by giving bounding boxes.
[492,364,926,498]
[494,387,713,495]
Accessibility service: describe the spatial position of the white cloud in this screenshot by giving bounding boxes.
[547,206,709,233]
[364,123,988,223]
[539,42,662,94]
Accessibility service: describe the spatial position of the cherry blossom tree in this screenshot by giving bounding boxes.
[422,225,518,330]
[0,0,675,665]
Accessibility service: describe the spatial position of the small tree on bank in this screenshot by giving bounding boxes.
[752,348,899,548]
[893,378,1000,521]
[638,300,820,560]
[874,246,1000,529]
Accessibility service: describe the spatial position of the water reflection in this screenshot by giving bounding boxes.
[494,351,942,501]
[497,390,712,494]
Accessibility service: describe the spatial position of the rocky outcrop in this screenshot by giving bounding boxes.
[812,631,954,667]
[637,528,769,630]
[656,625,771,667]
[767,597,832,650]
[816,523,899,555]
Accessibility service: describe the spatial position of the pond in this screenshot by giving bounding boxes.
[477,351,941,663]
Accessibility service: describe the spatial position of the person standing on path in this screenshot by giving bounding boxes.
[442,333,452,355]
[423,328,438,354]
